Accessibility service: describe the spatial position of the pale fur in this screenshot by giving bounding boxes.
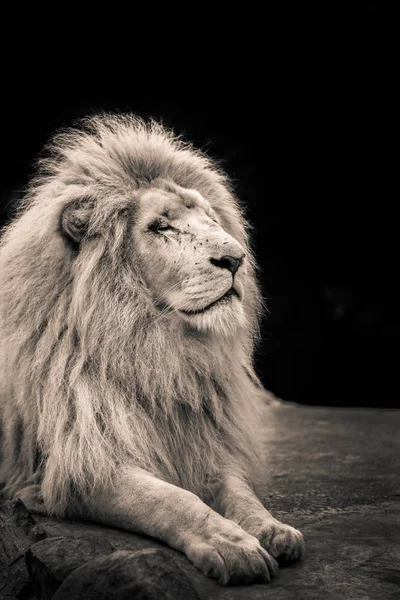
[0,114,267,517]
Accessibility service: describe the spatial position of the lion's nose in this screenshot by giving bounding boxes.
[210,254,245,276]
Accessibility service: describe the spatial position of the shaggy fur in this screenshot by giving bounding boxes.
[0,114,267,516]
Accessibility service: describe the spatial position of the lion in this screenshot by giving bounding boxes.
[0,114,304,585]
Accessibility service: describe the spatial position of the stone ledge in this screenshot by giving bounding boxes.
[1,404,399,599]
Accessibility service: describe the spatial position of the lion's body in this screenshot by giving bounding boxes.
[0,115,264,513]
[0,115,304,584]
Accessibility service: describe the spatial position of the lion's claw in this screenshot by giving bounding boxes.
[185,518,278,585]
[258,520,305,564]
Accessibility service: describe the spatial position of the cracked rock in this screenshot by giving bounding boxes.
[0,499,46,599]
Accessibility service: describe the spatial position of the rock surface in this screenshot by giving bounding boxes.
[1,403,399,600]
[26,535,113,599]
[52,549,199,600]
[0,499,45,600]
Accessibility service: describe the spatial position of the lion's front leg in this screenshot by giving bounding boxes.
[211,474,305,565]
[79,467,277,586]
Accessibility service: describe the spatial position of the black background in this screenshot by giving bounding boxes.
[1,4,397,407]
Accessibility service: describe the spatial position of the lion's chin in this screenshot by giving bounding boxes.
[179,295,247,335]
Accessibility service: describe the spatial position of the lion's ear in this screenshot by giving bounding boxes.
[60,198,94,243]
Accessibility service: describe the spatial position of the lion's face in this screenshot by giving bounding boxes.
[133,182,247,332]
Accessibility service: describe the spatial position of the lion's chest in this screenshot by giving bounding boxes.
[153,401,229,496]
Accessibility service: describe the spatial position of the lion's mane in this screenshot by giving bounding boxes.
[0,114,266,516]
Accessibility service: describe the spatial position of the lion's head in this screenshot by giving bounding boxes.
[0,114,265,514]
[54,117,258,337]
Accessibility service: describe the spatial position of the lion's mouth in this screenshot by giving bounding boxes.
[180,288,239,316]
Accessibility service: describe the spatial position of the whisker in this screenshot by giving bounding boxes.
[151,281,183,306]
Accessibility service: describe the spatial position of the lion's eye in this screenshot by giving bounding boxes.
[148,220,172,233]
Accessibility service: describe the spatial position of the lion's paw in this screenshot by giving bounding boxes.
[257,519,305,564]
[185,519,278,585]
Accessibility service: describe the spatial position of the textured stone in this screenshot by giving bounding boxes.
[52,549,200,600]
[25,535,113,599]
[0,499,45,600]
